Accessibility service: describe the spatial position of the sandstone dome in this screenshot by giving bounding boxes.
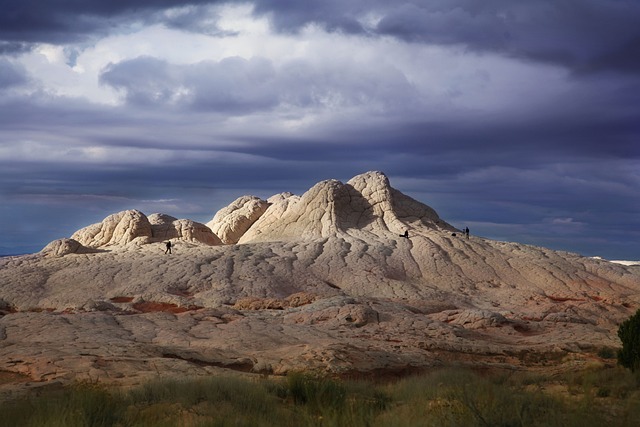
[72,209,153,247]
[40,238,99,257]
[149,213,221,245]
[206,195,269,244]
[238,171,454,243]
[71,210,221,248]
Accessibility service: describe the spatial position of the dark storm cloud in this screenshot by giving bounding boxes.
[374,2,509,48]
[4,1,640,74]
[0,41,32,55]
[252,0,640,75]
[0,0,229,50]
[251,0,367,34]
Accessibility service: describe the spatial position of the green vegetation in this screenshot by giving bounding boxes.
[1,366,639,427]
[618,309,640,372]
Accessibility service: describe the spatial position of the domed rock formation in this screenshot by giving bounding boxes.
[238,171,453,243]
[71,209,153,247]
[71,210,221,249]
[206,195,269,244]
[40,238,99,257]
[148,213,178,226]
[150,213,221,245]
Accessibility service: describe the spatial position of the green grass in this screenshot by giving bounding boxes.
[1,366,639,427]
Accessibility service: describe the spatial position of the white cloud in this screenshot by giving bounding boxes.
[0,139,269,166]
[550,217,583,226]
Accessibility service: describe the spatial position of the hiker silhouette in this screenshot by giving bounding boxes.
[165,241,172,254]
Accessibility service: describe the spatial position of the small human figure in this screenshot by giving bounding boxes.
[399,230,409,238]
[165,241,172,254]
[465,227,469,239]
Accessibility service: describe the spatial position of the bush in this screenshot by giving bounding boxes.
[286,372,346,410]
[618,309,640,372]
[598,347,617,359]
[0,382,122,427]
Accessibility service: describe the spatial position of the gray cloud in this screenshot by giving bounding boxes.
[252,0,640,75]
[3,1,640,74]
[0,58,27,88]
[0,1,229,50]
[99,54,419,114]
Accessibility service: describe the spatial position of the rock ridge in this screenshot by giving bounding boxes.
[53,171,454,251]
[68,210,220,249]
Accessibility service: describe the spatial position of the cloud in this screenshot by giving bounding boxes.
[99,51,420,115]
[0,1,229,46]
[375,3,508,48]
[253,0,640,75]
[4,1,640,76]
[550,217,583,227]
[0,58,28,89]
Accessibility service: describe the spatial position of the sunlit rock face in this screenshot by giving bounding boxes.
[206,195,269,244]
[40,238,98,257]
[1,171,639,389]
[72,209,153,247]
[238,171,453,243]
[70,210,221,248]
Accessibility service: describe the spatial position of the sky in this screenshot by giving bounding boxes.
[0,0,638,260]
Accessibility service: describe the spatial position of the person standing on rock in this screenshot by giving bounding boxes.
[400,229,409,238]
[465,227,469,239]
[165,241,172,254]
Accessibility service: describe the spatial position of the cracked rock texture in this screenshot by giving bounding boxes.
[1,171,639,393]
[206,196,269,244]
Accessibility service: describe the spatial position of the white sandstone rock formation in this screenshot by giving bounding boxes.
[150,213,221,245]
[239,171,453,243]
[40,238,99,257]
[206,196,269,244]
[71,210,220,249]
[1,171,639,392]
[72,209,153,247]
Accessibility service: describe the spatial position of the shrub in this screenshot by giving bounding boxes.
[618,309,640,372]
[286,372,346,411]
[598,347,617,359]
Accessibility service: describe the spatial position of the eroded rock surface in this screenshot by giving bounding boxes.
[72,210,152,247]
[71,210,220,250]
[150,214,221,245]
[206,196,269,244]
[1,171,639,394]
[40,238,99,257]
[238,171,454,244]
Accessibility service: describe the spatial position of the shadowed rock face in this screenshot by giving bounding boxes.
[149,214,221,245]
[1,171,639,391]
